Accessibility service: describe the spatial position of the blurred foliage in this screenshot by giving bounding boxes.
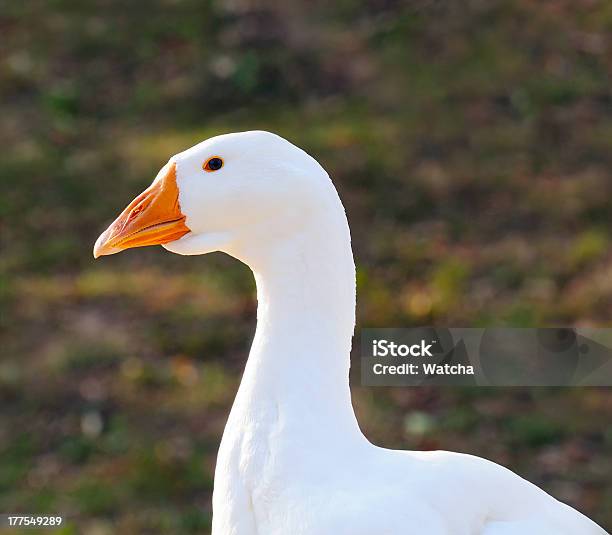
[1,0,612,532]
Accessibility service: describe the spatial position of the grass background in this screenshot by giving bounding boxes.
[1,0,612,532]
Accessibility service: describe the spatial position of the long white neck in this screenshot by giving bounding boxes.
[228,190,365,451]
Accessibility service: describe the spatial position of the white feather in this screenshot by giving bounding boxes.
[162,131,606,535]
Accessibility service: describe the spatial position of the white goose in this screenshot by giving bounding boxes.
[94,131,606,535]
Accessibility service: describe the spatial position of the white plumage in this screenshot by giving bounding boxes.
[95,131,607,534]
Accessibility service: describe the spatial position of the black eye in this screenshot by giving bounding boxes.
[204,156,224,172]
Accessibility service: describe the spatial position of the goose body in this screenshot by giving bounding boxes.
[94,131,606,534]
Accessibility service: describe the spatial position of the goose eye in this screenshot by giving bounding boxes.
[203,157,224,172]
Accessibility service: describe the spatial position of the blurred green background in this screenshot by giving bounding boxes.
[2,0,612,533]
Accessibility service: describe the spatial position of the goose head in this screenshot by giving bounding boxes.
[93,131,335,262]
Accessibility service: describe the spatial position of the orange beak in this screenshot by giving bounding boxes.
[93,162,190,258]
